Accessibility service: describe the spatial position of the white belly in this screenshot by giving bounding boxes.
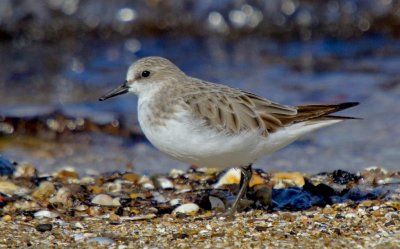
[139,113,258,167]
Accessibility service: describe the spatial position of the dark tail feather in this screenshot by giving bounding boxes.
[322,115,362,120]
[323,102,359,112]
[290,102,360,123]
[297,102,359,113]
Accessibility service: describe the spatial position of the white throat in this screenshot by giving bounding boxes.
[128,80,163,98]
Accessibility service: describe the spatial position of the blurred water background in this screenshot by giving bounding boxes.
[0,0,399,175]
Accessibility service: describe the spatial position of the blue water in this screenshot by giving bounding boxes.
[0,35,399,174]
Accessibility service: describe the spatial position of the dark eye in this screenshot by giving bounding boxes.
[141,70,150,78]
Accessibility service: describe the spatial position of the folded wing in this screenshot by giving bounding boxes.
[182,81,358,136]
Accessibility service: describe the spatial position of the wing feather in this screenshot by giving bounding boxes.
[181,79,358,136]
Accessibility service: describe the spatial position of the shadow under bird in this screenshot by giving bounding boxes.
[99,56,359,216]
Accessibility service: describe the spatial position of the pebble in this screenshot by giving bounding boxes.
[103,181,122,193]
[271,172,305,188]
[49,187,73,207]
[331,169,359,184]
[152,191,167,203]
[122,173,141,183]
[91,194,120,206]
[88,185,102,194]
[14,163,37,178]
[32,181,55,201]
[79,176,96,185]
[209,196,225,211]
[169,198,181,206]
[155,177,174,189]
[196,167,220,175]
[120,214,156,221]
[2,214,12,222]
[34,210,59,219]
[55,169,79,180]
[0,181,19,195]
[87,206,102,216]
[139,176,155,189]
[108,213,121,223]
[74,222,84,229]
[73,233,93,242]
[169,169,185,178]
[345,213,357,219]
[36,223,53,232]
[172,203,200,216]
[214,168,241,188]
[75,204,88,211]
[87,237,115,245]
[112,197,121,206]
[254,184,272,207]
[214,169,267,188]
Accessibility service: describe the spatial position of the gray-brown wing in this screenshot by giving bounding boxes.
[181,84,298,136]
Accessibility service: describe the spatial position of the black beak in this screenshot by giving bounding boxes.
[99,81,129,101]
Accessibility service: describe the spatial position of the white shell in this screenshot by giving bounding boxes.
[172,203,200,215]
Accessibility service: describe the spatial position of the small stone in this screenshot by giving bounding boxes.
[152,192,167,203]
[49,187,73,207]
[331,170,359,184]
[172,203,200,216]
[214,168,241,188]
[87,237,115,245]
[271,172,305,188]
[91,194,119,206]
[129,193,139,199]
[36,223,53,232]
[209,196,225,211]
[2,215,12,222]
[109,213,120,223]
[74,222,84,229]
[11,199,40,211]
[196,167,220,175]
[169,169,185,178]
[34,210,59,219]
[87,206,102,216]
[155,177,174,189]
[0,181,19,195]
[139,176,155,189]
[169,198,181,206]
[254,184,272,207]
[122,173,141,183]
[112,197,121,206]
[255,226,268,232]
[55,169,79,180]
[79,176,95,185]
[32,181,55,202]
[14,163,37,178]
[121,214,156,221]
[103,181,122,193]
[87,185,103,194]
[386,201,400,211]
[358,200,376,207]
[73,233,94,242]
[75,204,88,211]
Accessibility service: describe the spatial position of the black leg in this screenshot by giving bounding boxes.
[225,164,252,216]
